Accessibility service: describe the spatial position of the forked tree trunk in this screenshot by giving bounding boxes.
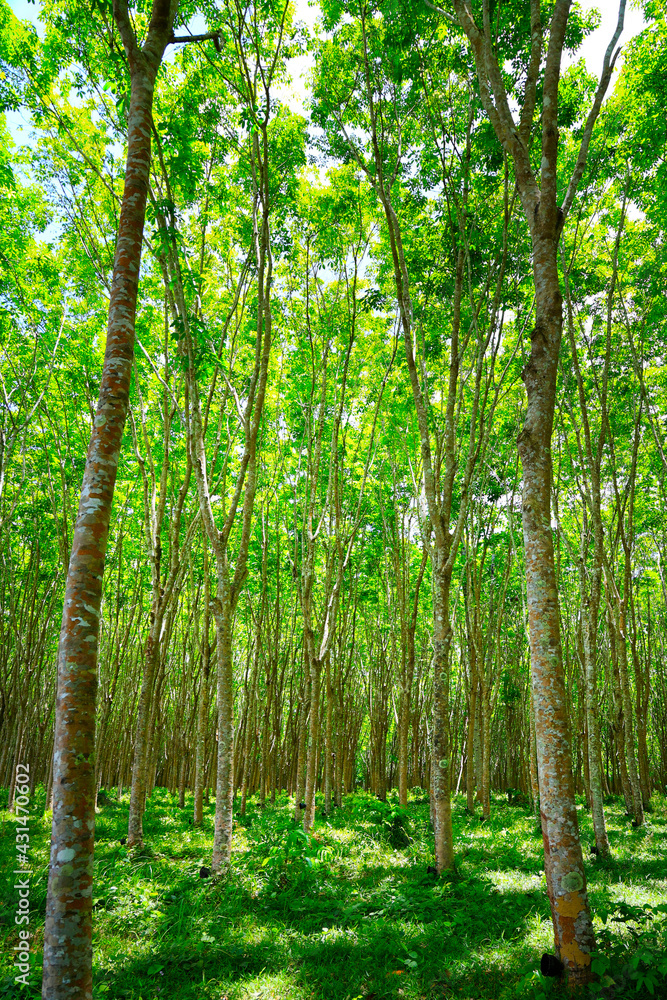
[41,3,177,996]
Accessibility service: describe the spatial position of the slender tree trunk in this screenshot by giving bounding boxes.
[474,692,483,805]
[294,673,309,820]
[193,568,211,826]
[431,569,454,870]
[178,753,186,808]
[240,660,257,816]
[563,179,618,854]
[480,682,492,821]
[518,237,595,981]
[465,677,478,813]
[397,655,410,807]
[324,657,333,814]
[398,546,426,807]
[127,630,160,845]
[581,590,610,854]
[450,0,627,978]
[303,649,321,832]
[212,575,235,871]
[607,620,633,811]
[616,605,643,825]
[41,5,177,995]
[635,594,651,806]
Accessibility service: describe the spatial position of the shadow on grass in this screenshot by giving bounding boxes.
[2,789,666,1000]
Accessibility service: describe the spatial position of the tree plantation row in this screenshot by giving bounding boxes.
[1,0,667,995]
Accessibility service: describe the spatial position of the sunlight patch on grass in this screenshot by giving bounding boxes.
[520,911,554,950]
[234,970,311,1000]
[323,826,357,844]
[485,870,545,894]
[607,881,667,906]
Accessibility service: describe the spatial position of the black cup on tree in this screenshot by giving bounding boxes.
[541,954,564,977]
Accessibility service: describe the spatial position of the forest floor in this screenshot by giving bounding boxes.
[1,789,666,1000]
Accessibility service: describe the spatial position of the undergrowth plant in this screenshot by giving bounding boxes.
[1,789,665,1000]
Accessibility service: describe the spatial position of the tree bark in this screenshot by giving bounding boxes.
[324,657,333,814]
[450,0,627,980]
[211,568,236,870]
[193,551,211,826]
[431,567,454,868]
[519,236,595,979]
[41,2,177,995]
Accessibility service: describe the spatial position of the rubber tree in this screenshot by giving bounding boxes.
[284,185,396,833]
[561,192,631,855]
[125,353,197,847]
[447,0,627,984]
[165,0,299,870]
[41,0,179,996]
[312,3,517,870]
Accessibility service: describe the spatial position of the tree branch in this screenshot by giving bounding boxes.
[518,0,542,145]
[170,31,222,50]
[422,0,456,24]
[561,0,627,220]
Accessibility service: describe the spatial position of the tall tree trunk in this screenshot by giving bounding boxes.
[211,573,235,870]
[431,569,454,870]
[480,680,492,822]
[324,657,333,814]
[518,236,595,980]
[193,556,211,827]
[631,597,651,807]
[616,603,644,825]
[127,629,160,846]
[398,546,427,807]
[41,4,177,996]
[294,672,309,820]
[451,0,626,979]
[607,618,633,811]
[303,646,321,832]
[464,694,476,810]
[581,588,609,854]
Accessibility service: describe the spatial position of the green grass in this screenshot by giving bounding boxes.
[1,788,666,999]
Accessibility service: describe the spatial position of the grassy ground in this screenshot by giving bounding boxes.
[1,788,666,999]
